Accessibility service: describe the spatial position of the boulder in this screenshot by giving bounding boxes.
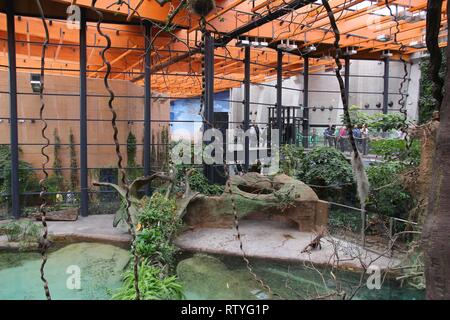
[183,173,328,232]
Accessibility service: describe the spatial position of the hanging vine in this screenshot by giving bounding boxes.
[321,0,369,211]
[34,0,52,301]
[91,0,141,300]
[383,0,413,164]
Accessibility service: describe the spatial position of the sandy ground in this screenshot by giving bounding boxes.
[174,220,399,270]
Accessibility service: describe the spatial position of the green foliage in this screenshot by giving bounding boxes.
[340,106,405,132]
[189,169,224,196]
[53,129,63,178]
[178,168,224,196]
[329,208,362,233]
[298,147,353,186]
[69,129,78,190]
[0,220,42,248]
[126,131,142,181]
[45,174,67,203]
[369,139,420,166]
[369,112,405,132]
[127,131,137,167]
[114,192,185,300]
[136,193,181,266]
[296,147,356,203]
[418,49,447,123]
[0,145,40,204]
[112,259,184,300]
[280,144,304,176]
[366,162,414,218]
[340,105,370,127]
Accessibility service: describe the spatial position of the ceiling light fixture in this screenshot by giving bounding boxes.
[381,50,393,58]
[344,47,357,56]
[30,74,42,93]
[235,37,250,47]
[376,34,391,42]
[302,44,316,55]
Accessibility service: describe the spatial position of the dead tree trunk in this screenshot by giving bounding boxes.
[422,1,450,300]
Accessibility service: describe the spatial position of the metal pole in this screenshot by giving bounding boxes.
[243,46,250,170]
[79,8,88,217]
[7,1,20,219]
[203,32,214,183]
[302,57,309,148]
[383,57,390,114]
[143,22,152,195]
[276,50,283,146]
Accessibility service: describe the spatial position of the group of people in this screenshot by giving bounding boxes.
[319,124,370,155]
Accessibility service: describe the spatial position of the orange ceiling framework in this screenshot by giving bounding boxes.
[0,0,447,98]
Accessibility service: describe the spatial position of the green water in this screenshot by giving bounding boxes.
[177,254,425,300]
[0,243,130,300]
[0,244,425,300]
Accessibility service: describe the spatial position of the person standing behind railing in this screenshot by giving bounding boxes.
[352,125,362,153]
[323,126,331,146]
[361,124,369,155]
[338,126,348,152]
[310,128,318,147]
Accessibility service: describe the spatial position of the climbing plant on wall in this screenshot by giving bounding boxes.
[419,48,447,124]
[127,131,137,167]
[69,129,78,190]
[53,129,62,177]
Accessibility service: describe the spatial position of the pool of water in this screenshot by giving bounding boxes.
[176,253,425,300]
[0,244,424,300]
[0,243,130,300]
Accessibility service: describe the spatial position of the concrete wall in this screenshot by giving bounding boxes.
[230,59,421,131]
[0,70,170,181]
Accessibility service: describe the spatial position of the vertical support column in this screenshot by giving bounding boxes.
[203,32,214,183]
[79,8,88,217]
[6,1,20,219]
[276,50,283,146]
[383,56,390,114]
[302,57,309,148]
[344,55,350,106]
[243,46,250,170]
[143,22,152,195]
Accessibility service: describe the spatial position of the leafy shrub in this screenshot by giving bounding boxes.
[0,145,40,205]
[297,147,356,203]
[136,193,181,266]
[45,174,67,203]
[182,168,224,196]
[340,105,370,127]
[280,144,304,176]
[112,259,184,300]
[340,106,407,132]
[298,147,353,187]
[369,112,405,132]
[329,208,362,233]
[0,220,42,248]
[366,161,414,218]
[369,139,420,166]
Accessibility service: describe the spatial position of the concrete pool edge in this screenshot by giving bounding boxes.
[1,215,400,272]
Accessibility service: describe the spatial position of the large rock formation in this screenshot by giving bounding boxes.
[183,173,328,232]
